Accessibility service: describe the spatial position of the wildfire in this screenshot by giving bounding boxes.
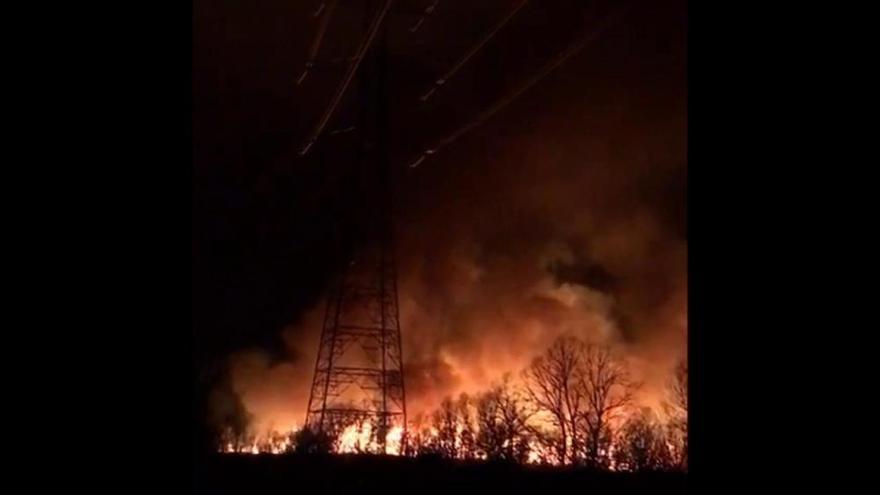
[337,424,370,453]
[220,424,299,455]
[386,426,404,455]
[338,424,406,455]
[526,439,546,464]
[221,423,406,456]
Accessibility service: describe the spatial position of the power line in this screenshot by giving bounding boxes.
[419,0,530,102]
[300,0,395,156]
[297,0,340,85]
[408,4,633,168]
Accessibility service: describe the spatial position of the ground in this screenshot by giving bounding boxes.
[195,453,687,494]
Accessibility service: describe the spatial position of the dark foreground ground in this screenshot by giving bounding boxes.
[195,454,687,494]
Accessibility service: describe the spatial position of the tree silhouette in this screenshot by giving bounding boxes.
[418,393,479,460]
[523,336,586,465]
[432,397,459,458]
[209,380,253,452]
[613,407,674,472]
[405,412,429,456]
[278,346,688,475]
[456,393,477,460]
[219,404,253,452]
[476,375,534,463]
[663,358,688,469]
[577,343,637,469]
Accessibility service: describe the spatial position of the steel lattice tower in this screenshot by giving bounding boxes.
[304,234,406,450]
[304,0,406,453]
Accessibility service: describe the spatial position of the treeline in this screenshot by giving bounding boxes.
[405,337,687,472]
[217,336,688,473]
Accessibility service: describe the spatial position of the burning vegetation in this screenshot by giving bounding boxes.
[217,336,687,472]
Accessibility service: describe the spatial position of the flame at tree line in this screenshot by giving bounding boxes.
[218,396,686,472]
[217,337,688,471]
[220,198,687,459]
[221,424,406,456]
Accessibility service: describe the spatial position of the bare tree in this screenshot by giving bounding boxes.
[613,407,675,472]
[404,412,430,457]
[432,397,458,458]
[577,343,637,469]
[523,336,586,465]
[210,383,253,452]
[476,386,505,461]
[418,393,479,460]
[219,423,254,453]
[663,358,687,469]
[456,393,477,460]
[476,375,534,463]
